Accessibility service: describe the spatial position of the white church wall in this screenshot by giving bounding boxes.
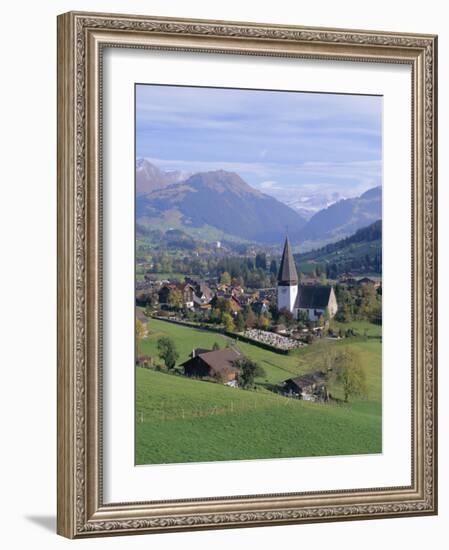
[277,284,298,313]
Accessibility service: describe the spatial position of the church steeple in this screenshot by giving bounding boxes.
[277,236,298,285]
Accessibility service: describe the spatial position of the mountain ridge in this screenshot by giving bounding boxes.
[300,185,381,243]
[136,166,307,244]
[135,159,381,246]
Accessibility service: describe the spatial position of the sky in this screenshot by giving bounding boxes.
[136,84,382,203]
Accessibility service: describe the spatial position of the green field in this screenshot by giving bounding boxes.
[136,317,382,464]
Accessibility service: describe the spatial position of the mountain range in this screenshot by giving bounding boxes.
[136,158,190,194]
[135,159,381,246]
[300,186,382,243]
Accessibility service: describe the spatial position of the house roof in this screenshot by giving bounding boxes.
[285,371,327,389]
[195,281,213,300]
[277,237,298,284]
[252,301,269,314]
[295,285,333,309]
[182,348,241,375]
[191,348,211,357]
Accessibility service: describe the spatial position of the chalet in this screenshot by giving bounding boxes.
[277,236,338,322]
[210,295,242,315]
[158,283,176,305]
[181,348,241,384]
[283,371,329,401]
[231,285,244,297]
[192,281,213,306]
[157,282,199,310]
[180,283,195,309]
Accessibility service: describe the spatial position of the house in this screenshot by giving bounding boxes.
[231,285,244,297]
[180,283,196,309]
[192,280,213,307]
[283,371,329,401]
[251,300,270,316]
[157,282,198,309]
[210,294,242,315]
[158,283,176,305]
[181,348,241,384]
[277,236,338,322]
[228,295,242,314]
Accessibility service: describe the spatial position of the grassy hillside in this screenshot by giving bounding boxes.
[136,318,382,464]
[297,220,382,276]
[136,368,381,464]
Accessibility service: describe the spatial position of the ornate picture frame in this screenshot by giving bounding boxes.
[57,11,437,538]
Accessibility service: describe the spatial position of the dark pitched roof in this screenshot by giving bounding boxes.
[277,237,298,284]
[252,301,269,315]
[191,348,211,357]
[183,348,241,374]
[295,285,333,309]
[195,281,213,300]
[285,371,327,389]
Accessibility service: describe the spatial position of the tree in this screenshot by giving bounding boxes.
[222,312,235,333]
[168,288,183,310]
[269,259,278,275]
[212,341,220,351]
[297,309,309,326]
[244,307,257,329]
[257,314,270,330]
[235,312,245,332]
[255,253,267,270]
[220,271,231,285]
[333,348,367,402]
[157,336,179,370]
[135,319,146,357]
[210,308,222,324]
[278,307,295,328]
[234,357,266,389]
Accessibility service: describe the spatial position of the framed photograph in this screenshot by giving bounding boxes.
[57,11,438,538]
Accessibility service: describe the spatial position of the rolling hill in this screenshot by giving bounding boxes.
[297,220,382,277]
[135,317,382,464]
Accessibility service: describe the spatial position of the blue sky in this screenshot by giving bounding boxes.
[136,84,382,203]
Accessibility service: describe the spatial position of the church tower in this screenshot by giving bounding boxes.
[277,236,298,314]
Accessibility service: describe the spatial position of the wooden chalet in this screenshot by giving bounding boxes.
[181,348,241,383]
[283,371,329,401]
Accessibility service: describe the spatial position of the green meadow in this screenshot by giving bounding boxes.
[136,317,382,464]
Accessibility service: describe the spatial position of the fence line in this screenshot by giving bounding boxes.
[135,396,347,423]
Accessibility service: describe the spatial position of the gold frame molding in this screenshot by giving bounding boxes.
[57,11,438,538]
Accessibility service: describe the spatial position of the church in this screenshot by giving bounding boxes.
[277,237,338,322]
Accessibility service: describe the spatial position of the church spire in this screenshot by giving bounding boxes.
[277,236,298,285]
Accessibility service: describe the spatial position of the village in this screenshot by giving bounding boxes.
[136,236,382,403]
[133,87,384,465]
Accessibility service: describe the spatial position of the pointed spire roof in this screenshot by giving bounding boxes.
[277,237,298,284]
